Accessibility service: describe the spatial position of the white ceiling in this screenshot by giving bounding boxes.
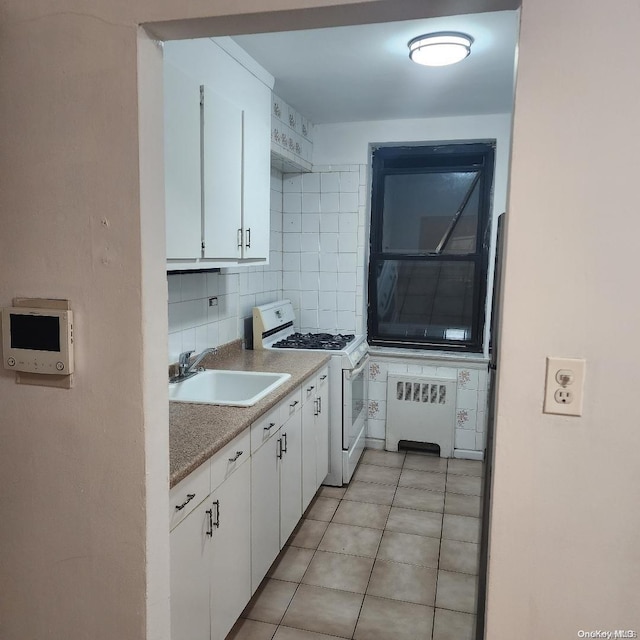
[231,10,519,125]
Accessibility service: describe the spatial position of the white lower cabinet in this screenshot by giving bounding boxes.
[170,431,251,640]
[210,461,251,640]
[250,389,303,592]
[301,366,330,511]
[250,428,281,592]
[171,368,331,638]
[170,498,211,640]
[279,408,303,547]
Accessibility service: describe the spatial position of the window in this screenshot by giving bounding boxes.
[367,143,495,352]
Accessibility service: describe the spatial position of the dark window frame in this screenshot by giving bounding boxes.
[367,142,495,352]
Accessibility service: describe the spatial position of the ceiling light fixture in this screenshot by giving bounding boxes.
[408,32,473,67]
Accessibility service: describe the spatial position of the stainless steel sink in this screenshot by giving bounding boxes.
[168,369,291,407]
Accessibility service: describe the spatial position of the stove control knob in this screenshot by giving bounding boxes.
[7,357,16,367]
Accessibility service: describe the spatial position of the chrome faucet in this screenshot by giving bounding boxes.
[171,347,218,383]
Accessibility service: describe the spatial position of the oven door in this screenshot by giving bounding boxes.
[343,354,369,451]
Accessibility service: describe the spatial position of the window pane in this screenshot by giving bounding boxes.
[375,259,475,342]
[382,171,479,254]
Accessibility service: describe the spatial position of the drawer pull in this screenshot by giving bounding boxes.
[320,375,327,381]
[229,450,244,462]
[264,422,276,431]
[307,385,315,392]
[290,400,299,408]
[281,432,288,453]
[175,493,196,511]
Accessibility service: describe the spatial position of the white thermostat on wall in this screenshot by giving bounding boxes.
[2,307,74,375]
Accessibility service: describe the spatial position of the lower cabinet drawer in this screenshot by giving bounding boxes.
[250,406,280,454]
[169,460,210,531]
[280,387,302,424]
[210,428,251,493]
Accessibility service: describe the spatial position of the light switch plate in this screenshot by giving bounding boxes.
[543,357,586,416]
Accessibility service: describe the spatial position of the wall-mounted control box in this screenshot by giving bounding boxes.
[2,307,74,375]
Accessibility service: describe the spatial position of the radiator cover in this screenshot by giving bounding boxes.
[385,374,457,457]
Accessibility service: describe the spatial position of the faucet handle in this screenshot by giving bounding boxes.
[178,350,194,366]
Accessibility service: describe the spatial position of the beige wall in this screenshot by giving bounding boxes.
[2,0,637,638]
[487,0,640,637]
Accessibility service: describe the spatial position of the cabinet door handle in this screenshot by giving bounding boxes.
[264,422,276,431]
[277,437,283,459]
[228,450,243,462]
[175,493,196,511]
[245,227,251,248]
[314,399,319,417]
[281,433,287,453]
[237,228,243,249]
[212,500,220,528]
[318,397,322,414]
[206,508,213,537]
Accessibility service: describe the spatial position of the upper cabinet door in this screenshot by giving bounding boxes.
[241,84,271,261]
[202,86,243,260]
[164,63,202,260]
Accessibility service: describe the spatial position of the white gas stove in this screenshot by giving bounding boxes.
[253,300,368,485]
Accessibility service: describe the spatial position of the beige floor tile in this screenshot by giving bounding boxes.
[281,584,363,638]
[377,530,440,568]
[353,463,401,485]
[361,449,405,468]
[242,579,299,625]
[318,522,382,558]
[435,570,478,614]
[332,500,390,529]
[393,487,444,513]
[367,559,437,606]
[268,546,315,582]
[385,507,442,539]
[288,519,329,550]
[343,481,396,506]
[442,514,480,544]
[447,459,484,477]
[273,626,350,640]
[432,608,476,640]
[316,485,346,499]
[302,550,374,593]
[304,497,340,522]
[404,453,448,473]
[444,492,481,518]
[439,539,479,575]
[227,618,278,640]
[354,595,433,640]
[446,474,482,497]
[399,469,447,492]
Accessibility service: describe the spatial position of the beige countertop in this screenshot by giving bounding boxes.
[169,341,330,488]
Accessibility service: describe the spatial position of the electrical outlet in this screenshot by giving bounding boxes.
[544,357,586,416]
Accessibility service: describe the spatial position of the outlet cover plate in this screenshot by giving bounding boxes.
[544,357,586,417]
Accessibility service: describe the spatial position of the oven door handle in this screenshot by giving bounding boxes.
[346,355,369,380]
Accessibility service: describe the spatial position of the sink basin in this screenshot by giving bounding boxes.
[168,369,291,407]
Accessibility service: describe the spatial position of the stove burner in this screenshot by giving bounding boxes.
[273,332,355,351]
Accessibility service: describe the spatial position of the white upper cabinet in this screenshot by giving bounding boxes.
[164,38,273,269]
[164,62,202,260]
[202,87,243,260]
